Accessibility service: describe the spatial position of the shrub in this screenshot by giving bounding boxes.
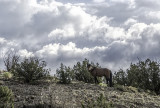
[0,81,4,85]
[81,93,113,108]
[0,70,3,79]
[114,84,127,92]
[14,57,50,83]
[0,86,14,108]
[127,59,160,94]
[73,61,94,83]
[56,59,102,84]
[3,51,19,72]
[56,63,73,84]
[113,69,127,86]
[3,72,13,79]
[114,58,160,95]
[73,59,102,83]
[99,83,107,87]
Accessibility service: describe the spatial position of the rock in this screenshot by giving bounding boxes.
[30,95,35,100]
[15,95,21,102]
[0,80,4,85]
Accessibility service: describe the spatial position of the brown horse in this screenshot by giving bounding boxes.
[87,64,112,87]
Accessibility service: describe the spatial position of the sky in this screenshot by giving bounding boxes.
[0,0,160,74]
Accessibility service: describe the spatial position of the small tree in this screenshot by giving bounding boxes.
[3,51,19,72]
[114,69,127,86]
[73,60,94,83]
[73,59,102,83]
[14,57,50,83]
[114,58,160,94]
[56,63,73,84]
[127,59,160,93]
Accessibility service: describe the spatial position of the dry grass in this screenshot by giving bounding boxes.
[1,79,160,108]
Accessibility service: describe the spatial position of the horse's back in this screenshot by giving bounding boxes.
[103,68,111,79]
[95,68,111,78]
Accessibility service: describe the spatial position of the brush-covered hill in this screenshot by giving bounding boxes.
[1,79,160,108]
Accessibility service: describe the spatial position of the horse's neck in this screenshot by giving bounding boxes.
[90,67,96,73]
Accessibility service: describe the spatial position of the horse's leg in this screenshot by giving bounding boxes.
[94,77,99,84]
[94,76,97,84]
[109,72,112,87]
[96,77,99,84]
[105,76,109,85]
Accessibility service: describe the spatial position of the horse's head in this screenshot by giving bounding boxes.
[87,64,93,71]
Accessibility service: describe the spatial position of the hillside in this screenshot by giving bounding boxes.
[1,79,160,108]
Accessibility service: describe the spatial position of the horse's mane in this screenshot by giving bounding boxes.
[90,67,96,72]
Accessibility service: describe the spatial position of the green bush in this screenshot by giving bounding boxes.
[0,86,14,108]
[0,71,3,79]
[14,57,50,83]
[73,59,102,83]
[56,59,102,84]
[73,61,94,83]
[114,84,127,92]
[56,63,73,84]
[81,93,113,108]
[113,69,127,86]
[3,72,13,79]
[3,51,19,72]
[99,83,107,87]
[114,58,160,95]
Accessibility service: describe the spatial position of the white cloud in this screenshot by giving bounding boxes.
[36,43,59,57]
[126,23,147,39]
[36,42,90,59]
[124,18,137,26]
[110,0,136,8]
[35,42,110,72]
[0,37,18,51]
[48,24,75,39]
[18,49,34,58]
[147,11,160,20]
[1,0,160,73]
[67,4,97,30]
[0,37,6,44]
[93,0,105,3]
[84,16,125,41]
[135,0,160,9]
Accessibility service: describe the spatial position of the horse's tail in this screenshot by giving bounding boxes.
[109,71,112,87]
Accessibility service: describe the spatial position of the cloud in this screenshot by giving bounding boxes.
[0,37,18,53]
[35,42,90,72]
[126,23,147,39]
[0,0,160,74]
[36,42,90,60]
[18,49,34,58]
[0,37,7,44]
[146,11,160,21]
[135,0,160,9]
[0,0,38,36]
[93,0,105,3]
[0,36,19,69]
[124,18,137,26]
[48,24,75,40]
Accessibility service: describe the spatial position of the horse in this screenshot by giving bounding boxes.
[87,64,112,87]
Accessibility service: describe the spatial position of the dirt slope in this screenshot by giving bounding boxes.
[1,80,160,108]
